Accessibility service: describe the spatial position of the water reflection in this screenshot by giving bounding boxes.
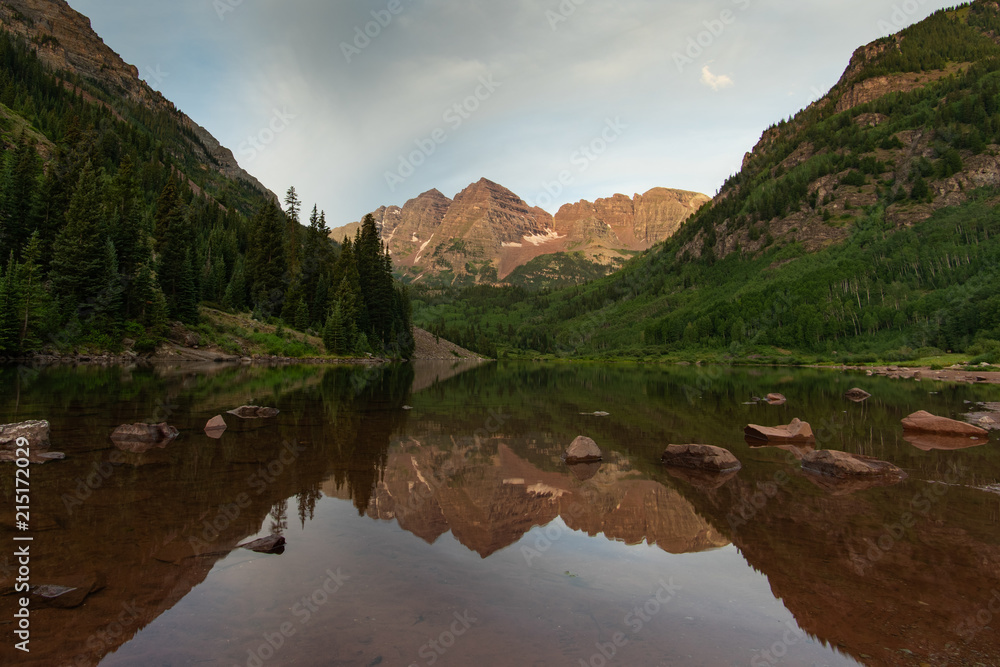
[0,362,997,666]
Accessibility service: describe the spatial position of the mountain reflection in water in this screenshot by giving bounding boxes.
[0,361,998,666]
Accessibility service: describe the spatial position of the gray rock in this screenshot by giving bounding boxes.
[227,406,280,419]
[239,535,286,554]
[0,420,51,451]
[845,388,872,402]
[111,423,180,453]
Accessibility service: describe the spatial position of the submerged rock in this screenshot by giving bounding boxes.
[845,388,872,402]
[564,436,602,463]
[239,535,286,554]
[661,444,742,473]
[204,415,228,438]
[902,411,989,437]
[664,465,740,490]
[228,406,280,419]
[745,418,815,443]
[111,423,179,453]
[904,433,988,452]
[30,573,105,609]
[802,450,906,481]
[567,460,602,481]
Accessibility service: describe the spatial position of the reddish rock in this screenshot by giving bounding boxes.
[901,411,989,437]
[204,415,227,438]
[802,449,906,481]
[564,436,602,463]
[904,433,989,452]
[661,444,742,473]
[766,393,787,405]
[745,418,815,443]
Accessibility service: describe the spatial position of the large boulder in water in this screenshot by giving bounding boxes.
[228,406,280,419]
[745,418,815,444]
[845,388,872,402]
[204,415,228,439]
[802,450,906,481]
[661,444,742,473]
[564,436,602,463]
[902,410,989,437]
[0,420,50,451]
[110,423,179,453]
[238,535,286,554]
[0,420,65,463]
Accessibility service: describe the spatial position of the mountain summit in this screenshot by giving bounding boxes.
[335,179,708,286]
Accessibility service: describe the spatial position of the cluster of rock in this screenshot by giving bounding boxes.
[560,394,992,495]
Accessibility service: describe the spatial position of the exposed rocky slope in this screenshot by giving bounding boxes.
[682,2,1000,262]
[332,179,708,286]
[0,0,274,199]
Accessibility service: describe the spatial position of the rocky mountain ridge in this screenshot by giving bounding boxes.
[333,178,708,286]
[0,0,275,200]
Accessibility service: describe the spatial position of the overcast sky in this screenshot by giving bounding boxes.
[65,0,952,224]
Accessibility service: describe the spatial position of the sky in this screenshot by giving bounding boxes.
[65,0,954,225]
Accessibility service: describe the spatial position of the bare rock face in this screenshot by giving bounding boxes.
[110,423,179,453]
[228,406,280,419]
[745,418,815,444]
[0,0,275,199]
[902,411,989,437]
[338,179,708,285]
[564,436,602,463]
[661,444,742,473]
[845,388,872,402]
[801,450,906,481]
[204,415,227,438]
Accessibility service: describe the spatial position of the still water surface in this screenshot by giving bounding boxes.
[1,361,999,667]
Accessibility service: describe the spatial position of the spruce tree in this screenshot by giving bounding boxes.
[50,162,112,315]
[247,201,287,317]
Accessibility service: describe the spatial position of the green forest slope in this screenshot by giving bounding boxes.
[413,2,1000,365]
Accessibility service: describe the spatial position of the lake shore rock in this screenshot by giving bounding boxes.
[661,444,742,473]
[564,436,602,463]
[902,410,989,437]
[745,418,815,444]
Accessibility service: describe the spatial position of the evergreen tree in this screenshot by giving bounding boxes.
[223,257,248,311]
[49,162,112,315]
[0,139,41,255]
[247,201,287,317]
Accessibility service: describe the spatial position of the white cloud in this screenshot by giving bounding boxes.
[701,65,734,91]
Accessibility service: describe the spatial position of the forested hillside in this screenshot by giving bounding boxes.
[413,2,1000,364]
[0,29,412,357]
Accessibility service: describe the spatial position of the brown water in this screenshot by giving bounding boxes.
[1,361,999,667]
